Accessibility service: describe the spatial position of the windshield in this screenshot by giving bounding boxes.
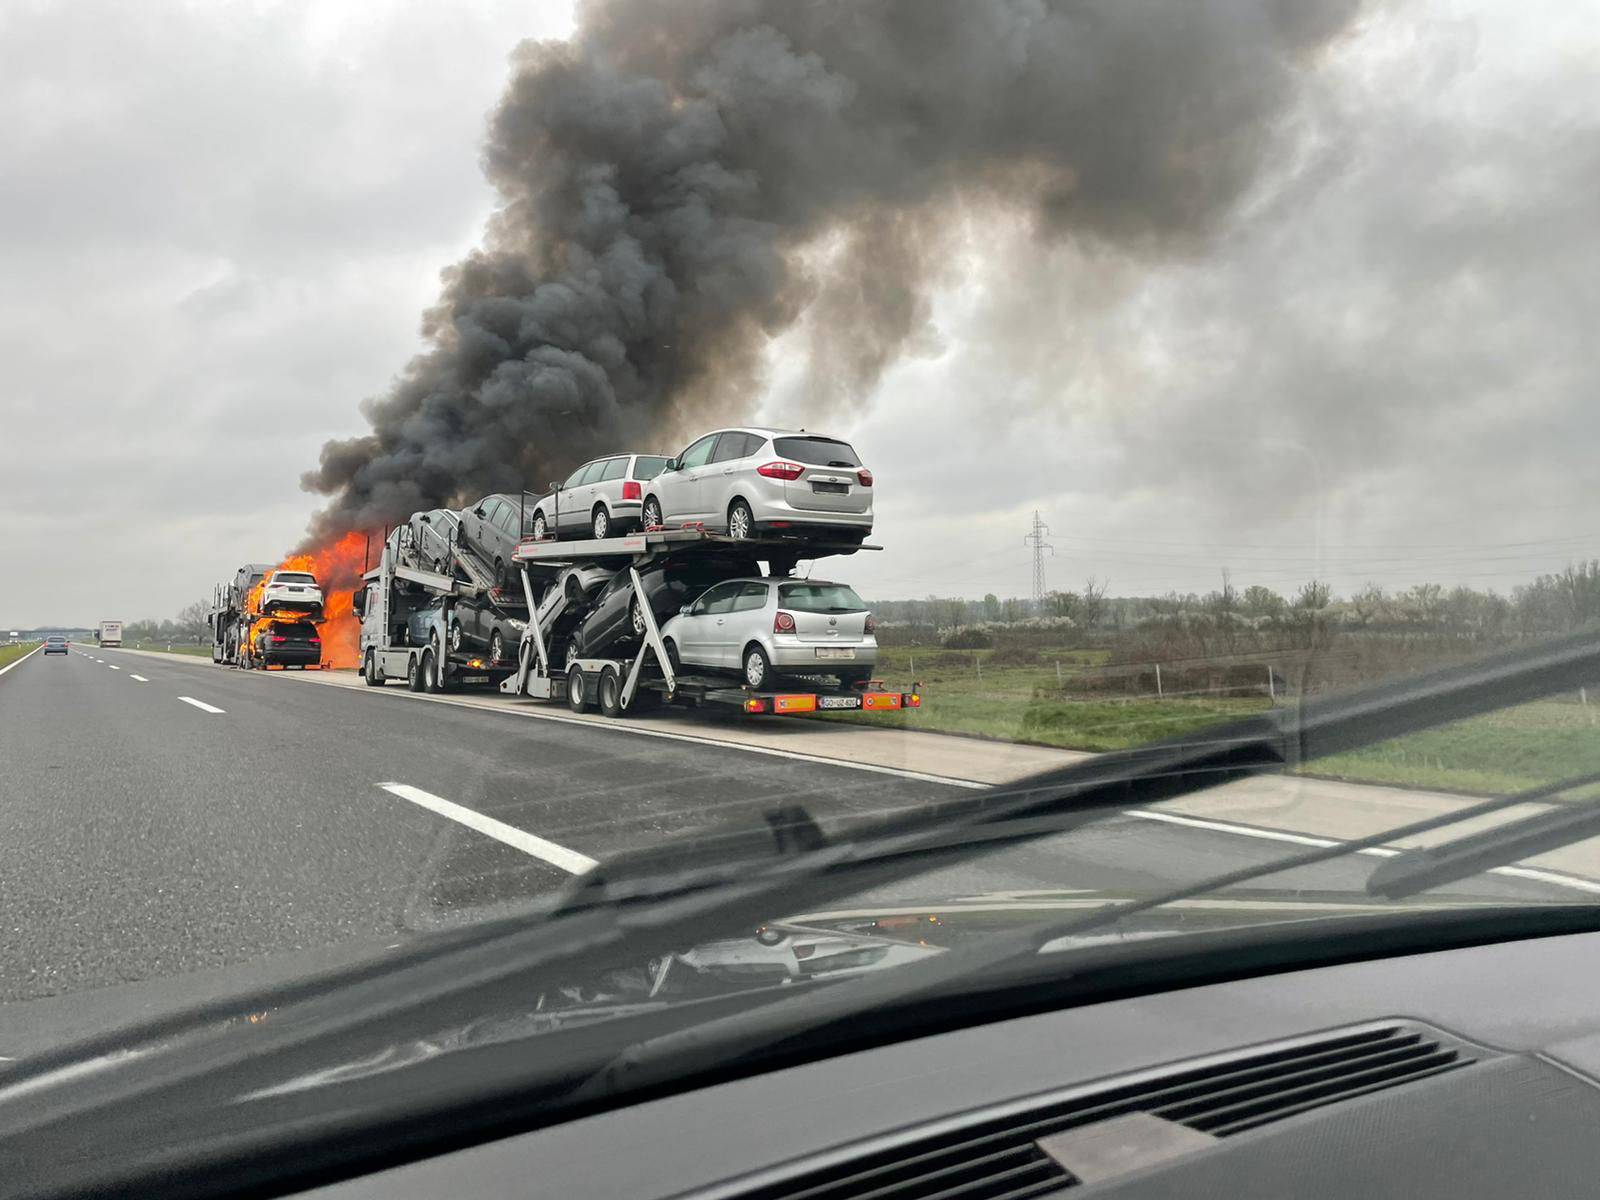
[9,0,1600,1165]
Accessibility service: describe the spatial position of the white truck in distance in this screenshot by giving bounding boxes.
[97,620,123,647]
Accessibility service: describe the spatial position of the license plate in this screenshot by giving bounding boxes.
[817,695,861,710]
[811,481,849,494]
[458,675,489,684]
[815,647,856,660]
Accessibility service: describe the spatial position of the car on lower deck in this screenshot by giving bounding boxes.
[658,577,877,689]
[529,452,671,542]
[42,635,68,655]
[568,553,760,660]
[641,428,872,545]
[251,621,321,668]
[446,598,527,666]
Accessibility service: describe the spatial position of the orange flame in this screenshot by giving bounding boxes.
[245,531,372,669]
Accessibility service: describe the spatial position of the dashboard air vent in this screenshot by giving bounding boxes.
[727,1023,1474,1199]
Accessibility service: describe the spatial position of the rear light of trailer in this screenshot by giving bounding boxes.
[756,460,804,481]
[774,610,796,633]
[622,480,642,500]
[857,468,873,487]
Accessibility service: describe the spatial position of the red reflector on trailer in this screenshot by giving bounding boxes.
[774,694,817,713]
[905,693,922,708]
[744,698,767,713]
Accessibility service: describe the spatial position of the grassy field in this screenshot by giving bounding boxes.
[0,642,41,670]
[835,645,1600,795]
[1310,699,1600,795]
[123,641,211,657]
[832,645,1273,751]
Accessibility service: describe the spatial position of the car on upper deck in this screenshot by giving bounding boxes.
[640,428,872,545]
[529,452,671,542]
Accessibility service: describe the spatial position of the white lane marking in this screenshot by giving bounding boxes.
[378,782,598,875]
[1128,808,1600,896]
[178,696,225,714]
[107,665,120,670]
[0,645,43,678]
[130,674,149,682]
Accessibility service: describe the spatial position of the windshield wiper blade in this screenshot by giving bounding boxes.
[1367,787,1600,900]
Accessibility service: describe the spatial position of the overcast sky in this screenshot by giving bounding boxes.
[3,0,1599,627]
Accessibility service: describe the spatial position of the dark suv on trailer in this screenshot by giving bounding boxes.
[251,621,321,668]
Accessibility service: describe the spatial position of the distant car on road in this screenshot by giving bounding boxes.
[259,570,324,619]
[640,428,872,544]
[658,577,877,689]
[569,553,759,660]
[458,493,530,587]
[42,635,68,656]
[530,452,671,541]
[250,621,321,669]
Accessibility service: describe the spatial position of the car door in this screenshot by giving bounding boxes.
[558,462,600,534]
[721,580,774,668]
[593,456,628,530]
[706,432,760,530]
[494,497,523,559]
[665,433,720,522]
[677,580,741,665]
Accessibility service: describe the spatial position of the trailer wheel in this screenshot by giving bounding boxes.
[598,667,624,717]
[567,665,590,713]
[407,654,424,692]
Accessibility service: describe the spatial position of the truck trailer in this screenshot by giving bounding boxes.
[96,620,123,647]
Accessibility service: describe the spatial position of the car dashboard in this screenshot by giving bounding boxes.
[298,929,1600,1199]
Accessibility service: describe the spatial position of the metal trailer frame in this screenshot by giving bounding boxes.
[357,524,529,694]
[499,528,921,719]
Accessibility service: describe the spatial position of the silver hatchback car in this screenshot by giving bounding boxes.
[530,452,671,541]
[658,577,877,689]
[640,428,872,543]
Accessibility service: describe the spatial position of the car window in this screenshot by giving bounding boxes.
[692,581,743,615]
[599,457,628,482]
[562,465,589,489]
[273,573,316,585]
[575,461,607,486]
[478,498,503,523]
[778,582,867,613]
[679,434,719,470]
[495,501,521,534]
[730,581,770,612]
[632,455,669,480]
[771,436,861,467]
[709,432,757,463]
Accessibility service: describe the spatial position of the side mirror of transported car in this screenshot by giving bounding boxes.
[665,457,680,471]
[680,605,693,616]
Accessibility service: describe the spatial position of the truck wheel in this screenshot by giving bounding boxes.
[598,667,623,717]
[421,649,439,692]
[407,654,424,692]
[567,665,590,713]
[363,651,384,686]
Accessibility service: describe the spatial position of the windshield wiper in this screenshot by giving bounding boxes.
[1368,787,1600,900]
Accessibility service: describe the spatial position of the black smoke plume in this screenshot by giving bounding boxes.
[302,0,1359,542]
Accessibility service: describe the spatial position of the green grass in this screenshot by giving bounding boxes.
[123,641,212,657]
[1308,699,1600,795]
[833,646,1271,751]
[0,642,41,670]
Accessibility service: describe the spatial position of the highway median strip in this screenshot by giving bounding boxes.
[378,782,598,874]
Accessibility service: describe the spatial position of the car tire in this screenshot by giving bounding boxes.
[598,666,623,717]
[490,630,506,664]
[407,654,424,692]
[592,506,610,540]
[629,597,647,638]
[363,651,384,686]
[449,621,464,652]
[742,642,773,689]
[567,664,590,713]
[663,636,681,673]
[728,499,754,541]
[494,559,506,590]
[532,511,548,540]
[642,497,662,530]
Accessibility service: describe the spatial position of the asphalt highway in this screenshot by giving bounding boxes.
[0,643,1576,1008]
